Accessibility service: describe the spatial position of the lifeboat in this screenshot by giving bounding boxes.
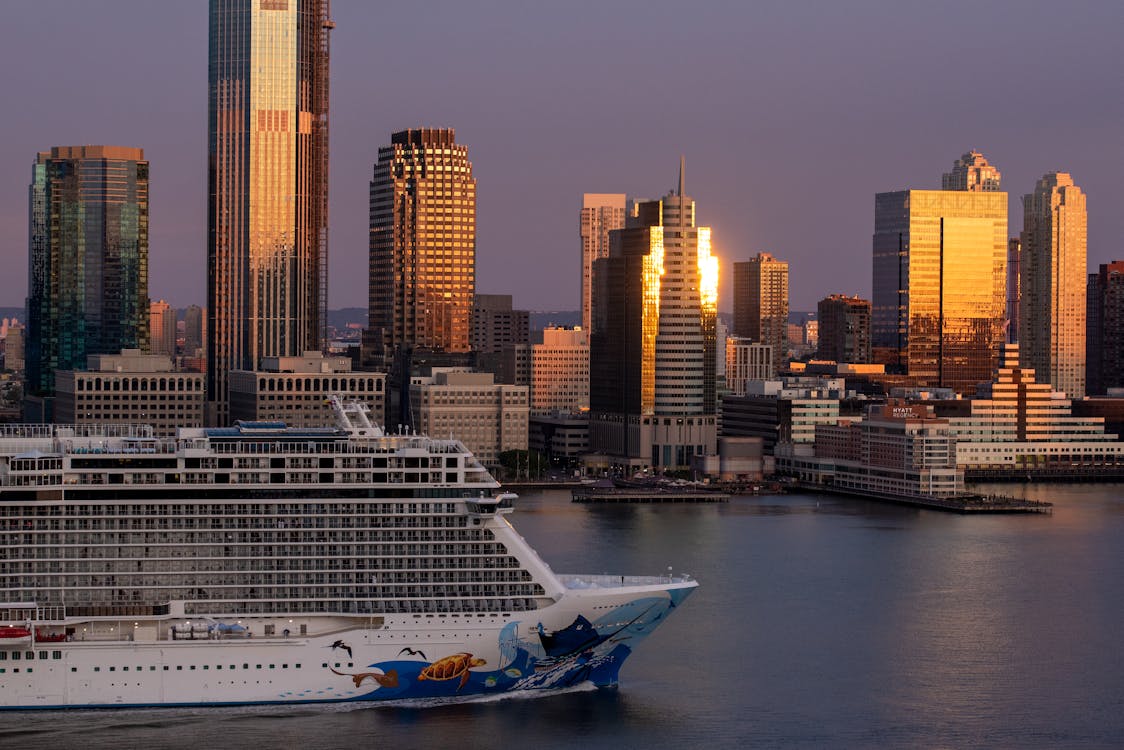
[0,626,31,639]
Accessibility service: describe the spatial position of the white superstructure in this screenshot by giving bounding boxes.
[0,399,695,708]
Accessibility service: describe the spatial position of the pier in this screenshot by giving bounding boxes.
[797,483,1052,514]
[572,487,729,504]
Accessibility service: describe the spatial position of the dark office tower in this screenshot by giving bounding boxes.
[1007,238,1021,344]
[589,160,718,471]
[817,295,871,363]
[26,146,150,408]
[365,128,477,365]
[207,0,332,426]
[472,295,529,353]
[1088,262,1124,395]
[183,304,205,357]
[733,253,788,375]
[872,183,1007,393]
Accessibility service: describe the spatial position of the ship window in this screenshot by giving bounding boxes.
[295,664,301,669]
[0,652,5,660]
[39,651,47,659]
[269,664,275,669]
[71,667,77,672]
[53,652,62,660]
[150,666,156,671]
[0,669,4,674]
[244,664,249,669]
[24,652,33,660]
[94,666,99,671]
[322,663,328,668]
[110,666,116,672]
[203,665,209,670]
[26,668,32,673]
[163,666,169,671]
[190,665,196,670]
[282,664,288,669]
[176,666,182,670]
[256,665,262,669]
[122,666,128,671]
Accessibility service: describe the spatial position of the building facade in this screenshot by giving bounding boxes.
[733,252,788,375]
[471,294,529,354]
[410,369,528,468]
[872,187,1007,393]
[365,128,476,365]
[207,0,332,426]
[817,294,871,364]
[724,337,773,396]
[4,324,24,372]
[580,193,627,333]
[941,150,1002,192]
[26,146,150,402]
[589,163,718,470]
[531,326,589,415]
[229,352,385,428]
[1088,262,1124,394]
[1019,172,1087,398]
[149,299,177,356]
[54,350,204,437]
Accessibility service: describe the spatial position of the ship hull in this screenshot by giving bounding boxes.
[0,581,694,709]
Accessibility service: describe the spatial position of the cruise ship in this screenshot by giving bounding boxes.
[0,398,696,709]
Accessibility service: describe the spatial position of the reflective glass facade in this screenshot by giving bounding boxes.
[872,190,1007,394]
[366,128,476,361]
[26,146,150,398]
[207,0,331,425]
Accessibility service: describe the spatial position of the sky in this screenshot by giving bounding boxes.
[0,0,1121,314]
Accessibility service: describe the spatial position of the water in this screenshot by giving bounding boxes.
[4,483,1124,749]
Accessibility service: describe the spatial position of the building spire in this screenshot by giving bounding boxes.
[678,155,685,197]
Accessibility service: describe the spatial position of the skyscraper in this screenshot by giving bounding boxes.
[941,150,1002,192]
[1020,172,1087,398]
[580,194,627,333]
[26,146,150,404]
[149,299,177,356]
[872,153,1008,393]
[1087,262,1124,395]
[365,128,476,364]
[589,161,718,470]
[207,0,332,425]
[733,252,789,375]
[817,294,871,363]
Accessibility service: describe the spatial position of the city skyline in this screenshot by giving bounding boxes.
[0,2,1121,314]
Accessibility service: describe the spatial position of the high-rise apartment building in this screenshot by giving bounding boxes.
[183,305,205,357]
[733,253,789,375]
[149,299,177,356]
[589,162,718,470]
[817,294,871,364]
[26,146,150,405]
[1019,172,1087,398]
[207,0,332,426]
[580,194,627,333]
[531,327,589,415]
[872,161,1008,394]
[365,128,476,365]
[1088,262,1124,395]
[1007,238,1021,343]
[941,150,1002,192]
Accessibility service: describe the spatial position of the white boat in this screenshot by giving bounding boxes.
[0,397,696,708]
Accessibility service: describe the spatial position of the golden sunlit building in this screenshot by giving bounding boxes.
[531,327,589,415]
[873,154,1008,394]
[365,129,476,365]
[580,194,627,333]
[589,161,718,470]
[1019,172,1087,398]
[941,150,1002,192]
[207,0,332,426]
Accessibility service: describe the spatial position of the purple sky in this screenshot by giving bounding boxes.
[1,1,1121,313]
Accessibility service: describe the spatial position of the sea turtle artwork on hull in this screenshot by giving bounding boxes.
[417,652,487,691]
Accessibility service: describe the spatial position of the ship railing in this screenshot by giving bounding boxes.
[556,573,694,589]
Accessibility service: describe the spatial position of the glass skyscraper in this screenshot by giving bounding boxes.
[207,0,332,425]
[26,146,150,403]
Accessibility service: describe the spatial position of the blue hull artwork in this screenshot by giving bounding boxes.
[332,595,684,701]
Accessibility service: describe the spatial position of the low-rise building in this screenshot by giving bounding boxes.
[778,402,964,497]
[529,413,590,462]
[721,377,868,452]
[411,368,528,467]
[229,352,386,429]
[692,436,767,481]
[725,337,773,396]
[54,349,204,437]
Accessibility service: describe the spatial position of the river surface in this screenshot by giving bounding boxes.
[2,483,1123,749]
